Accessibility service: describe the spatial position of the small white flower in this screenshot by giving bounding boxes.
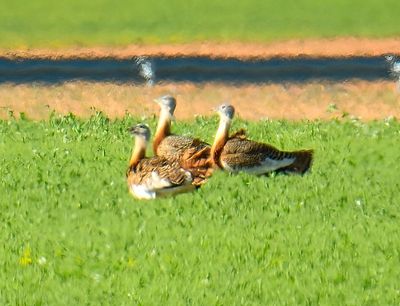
[38,256,47,265]
[355,199,362,207]
[201,278,210,285]
[91,273,101,282]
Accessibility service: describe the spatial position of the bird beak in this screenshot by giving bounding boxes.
[127,126,136,135]
[153,98,161,105]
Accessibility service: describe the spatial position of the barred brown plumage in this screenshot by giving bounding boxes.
[128,156,191,186]
[153,95,212,178]
[210,104,313,175]
[126,123,199,200]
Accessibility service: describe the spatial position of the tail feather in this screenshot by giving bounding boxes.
[188,166,214,186]
[279,149,313,174]
[180,146,213,172]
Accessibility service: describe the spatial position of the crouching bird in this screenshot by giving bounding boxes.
[153,95,212,173]
[126,124,203,200]
[210,104,313,175]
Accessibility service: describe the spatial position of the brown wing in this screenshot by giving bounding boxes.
[221,135,297,168]
[156,135,212,185]
[157,135,210,163]
[179,146,213,186]
[181,145,211,167]
[229,128,247,139]
[127,156,192,186]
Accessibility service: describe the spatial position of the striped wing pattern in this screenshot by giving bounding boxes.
[127,156,192,188]
[157,135,210,163]
[221,134,297,171]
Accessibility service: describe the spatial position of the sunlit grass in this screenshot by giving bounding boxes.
[1,0,400,48]
[1,113,400,304]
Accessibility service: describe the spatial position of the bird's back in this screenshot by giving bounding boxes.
[220,132,312,174]
[157,135,210,163]
[127,156,192,187]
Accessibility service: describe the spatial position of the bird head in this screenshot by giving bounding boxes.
[154,95,176,116]
[216,103,235,121]
[129,123,151,142]
[385,55,396,64]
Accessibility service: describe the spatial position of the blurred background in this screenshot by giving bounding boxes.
[1,0,400,120]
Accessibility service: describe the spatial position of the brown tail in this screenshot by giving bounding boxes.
[181,146,213,170]
[180,147,213,187]
[188,166,214,187]
[279,149,314,174]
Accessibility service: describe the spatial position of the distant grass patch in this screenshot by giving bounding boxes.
[1,0,400,48]
[1,113,400,304]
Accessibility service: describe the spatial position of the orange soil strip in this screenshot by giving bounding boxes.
[2,38,400,60]
[0,81,398,121]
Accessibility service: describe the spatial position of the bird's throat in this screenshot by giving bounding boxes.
[129,137,146,170]
[211,119,230,167]
[153,111,172,154]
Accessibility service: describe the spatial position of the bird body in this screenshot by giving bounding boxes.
[127,124,197,200]
[385,55,400,91]
[128,156,195,199]
[210,104,313,175]
[153,95,211,172]
[220,137,299,174]
[135,56,155,86]
[155,134,209,165]
[393,62,400,74]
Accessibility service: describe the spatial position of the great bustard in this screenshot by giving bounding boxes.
[126,124,205,200]
[153,95,212,176]
[385,55,400,91]
[210,104,313,175]
[135,56,155,86]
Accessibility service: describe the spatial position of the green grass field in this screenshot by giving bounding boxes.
[1,113,400,304]
[1,0,400,48]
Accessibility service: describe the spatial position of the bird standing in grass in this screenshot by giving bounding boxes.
[126,124,200,200]
[210,104,313,175]
[153,95,212,174]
